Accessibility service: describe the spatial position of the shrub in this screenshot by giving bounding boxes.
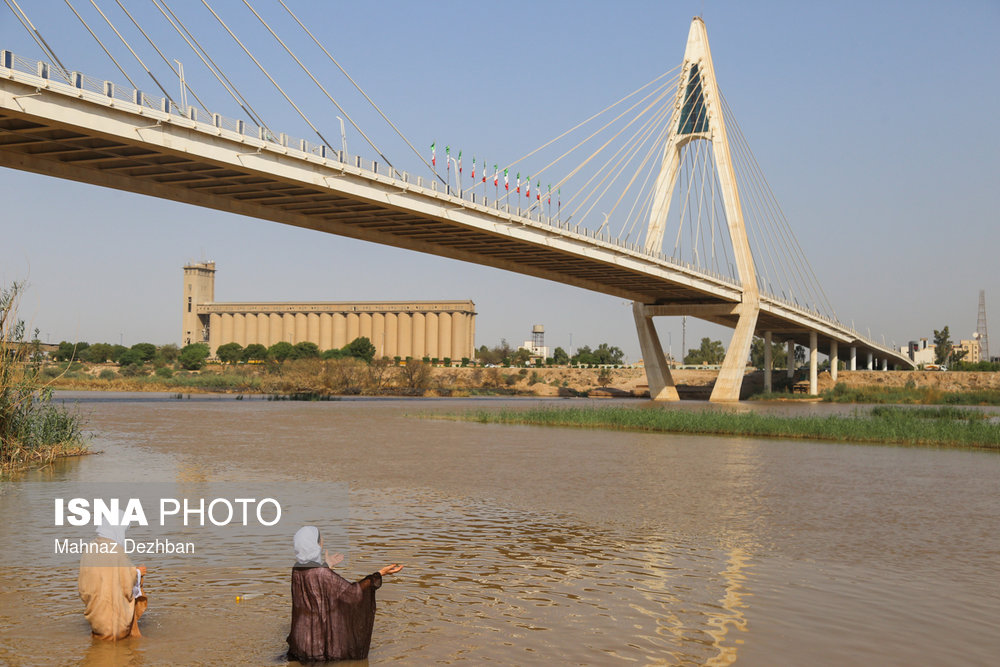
[98,369,117,380]
[179,343,210,370]
[155,367,174,379]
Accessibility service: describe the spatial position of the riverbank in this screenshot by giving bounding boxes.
[43,362,1000,403]
[444,405,1000,449]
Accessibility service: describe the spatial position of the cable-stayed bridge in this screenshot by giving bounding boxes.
[0,10,912,401]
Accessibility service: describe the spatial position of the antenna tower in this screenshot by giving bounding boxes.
[977,290,990,362]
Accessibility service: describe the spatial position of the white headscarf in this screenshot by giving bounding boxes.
[294,526,322,565]
[95,509,128,547]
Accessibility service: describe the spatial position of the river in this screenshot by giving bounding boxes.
[1,392,997,665]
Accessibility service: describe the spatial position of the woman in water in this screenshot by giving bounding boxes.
[287,526,403,662]
[78,519,148,640]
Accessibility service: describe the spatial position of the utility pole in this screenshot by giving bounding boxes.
[681,316,686,363]
[173,60,187,112]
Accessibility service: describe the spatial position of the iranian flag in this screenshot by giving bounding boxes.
[471,156,475,181]
[516,172,520,194]
[431,142,436,167]
[458,150,462,176]
[494,165,499,186]
[504,168,508,190]
[547,184,551,204]
[526,177,530,199]
[536,180,541,201]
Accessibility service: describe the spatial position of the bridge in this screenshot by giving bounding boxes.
[0,13,913,401]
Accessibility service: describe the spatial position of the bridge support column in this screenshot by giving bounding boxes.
[850,346,857,371]
[867,352,873,370]
[632,303,679,401]
[787,340,795,378]
[764,331,773,393]
[710,303,759,402]
[809,331,818,395]
[830,340,838,382]
[882,358,888,371]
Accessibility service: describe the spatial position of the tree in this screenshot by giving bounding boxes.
[268,341,295,362]
[512,348,532,366]
[110,344,128,363]
[178,343,210,370]
[750,337,788,369]
[216,342,244,364]
[552,346,569,365]
[367,357,393,391]
[398,359,432,391]
[573,345,595,365]
[593,343,624,365]
[117,348,145,368]
[52,341,84,362]
[293,341,321,359]
[344,336,376,363]
[322,348,345,360]
[82,343,113,364]
[597,368,613,386]
[130,342,157,362]
[933,326,953,365]
[684,337,726,365]
[242,343,268,362]
[158,343,180,363]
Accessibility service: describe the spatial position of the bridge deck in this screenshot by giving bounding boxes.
[0,58,911,367]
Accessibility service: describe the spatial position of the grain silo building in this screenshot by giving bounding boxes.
[182,262,476,361]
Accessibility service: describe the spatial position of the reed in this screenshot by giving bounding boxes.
[456,405,1000,449]
[1,283,88,472]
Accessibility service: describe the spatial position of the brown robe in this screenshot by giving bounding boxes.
[78,537,138,640]
[287,563,382,662]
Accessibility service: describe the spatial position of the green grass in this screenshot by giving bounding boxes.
[446,405,1000,449]
[820,383,1000,406]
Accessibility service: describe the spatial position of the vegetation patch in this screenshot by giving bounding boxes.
[1,283,89,472]
[442,405,1000,449]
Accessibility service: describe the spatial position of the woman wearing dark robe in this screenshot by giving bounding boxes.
[287,526,403,663]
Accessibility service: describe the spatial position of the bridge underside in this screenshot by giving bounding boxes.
[0,71,912,398]
[0,110,732,310]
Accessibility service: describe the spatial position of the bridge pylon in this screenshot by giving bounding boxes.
[635,16,759,402]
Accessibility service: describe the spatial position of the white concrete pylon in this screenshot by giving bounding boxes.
[639,17,760,402]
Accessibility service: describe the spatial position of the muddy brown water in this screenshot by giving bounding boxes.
[1,392,998,665]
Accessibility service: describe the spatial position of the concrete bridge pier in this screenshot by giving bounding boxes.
[867,352,874,370]
[764,331,773,393]
[787,340,795,378]
[830,340,839,382]
[809,331,818,395]
[882,358,889,371]
[632,303,680,401]
[850,346,857,371]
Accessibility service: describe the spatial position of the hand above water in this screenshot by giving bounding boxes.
[324,550,344,568]
[378,563,404,576]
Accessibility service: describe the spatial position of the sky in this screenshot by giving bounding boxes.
[2,0,998,361]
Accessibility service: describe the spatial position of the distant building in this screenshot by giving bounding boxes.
[182,262,476,360]
[902,339,936,366]
[956,338,981,364]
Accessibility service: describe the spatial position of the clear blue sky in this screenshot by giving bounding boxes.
[2,1,998,360]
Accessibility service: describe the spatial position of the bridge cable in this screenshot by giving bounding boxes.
[530,80,677,209]
[616,111,675,239]
[242,0,399,177]
[276,0,443,184]
[112,0,211,114]
[556,88,672,219]
[474,70,679,203]
[499,65,680,176]
[153,0,271,132]
[200,0,337,154]
[568,101,673,227]
[3,0,69,74]
[87,0,177,104]
[63,0,140,89]
[544,94,669,218]
[723,94,835,317]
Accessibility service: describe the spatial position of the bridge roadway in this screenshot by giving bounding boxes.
[0,54,913,374]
